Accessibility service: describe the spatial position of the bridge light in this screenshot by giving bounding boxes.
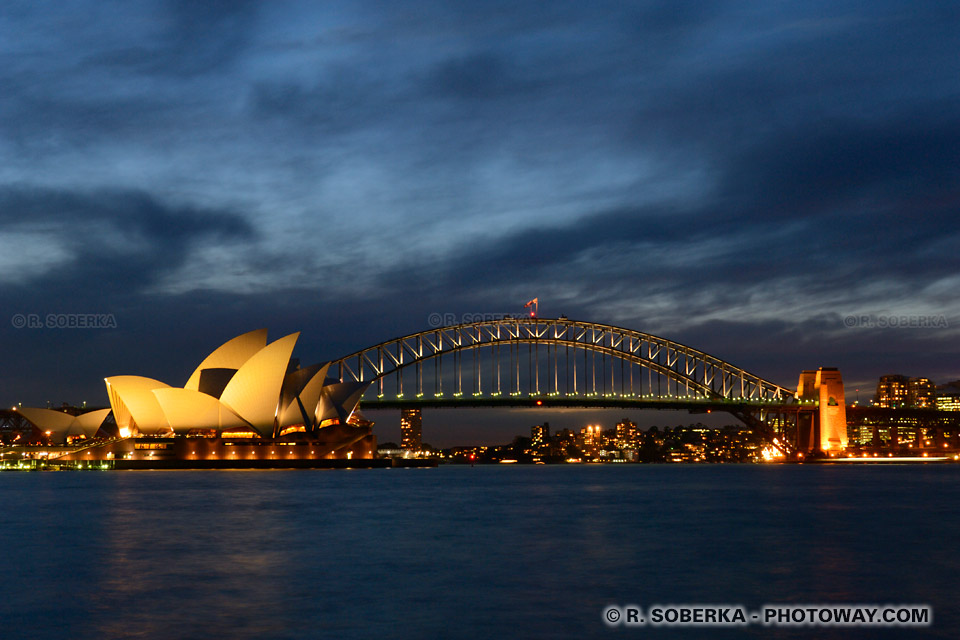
[536,400,542,406]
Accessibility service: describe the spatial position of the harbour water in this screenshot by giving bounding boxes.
[0,464,956,639]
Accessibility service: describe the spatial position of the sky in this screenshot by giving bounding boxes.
[1,1,958,446]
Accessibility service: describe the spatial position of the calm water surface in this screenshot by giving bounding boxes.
[0,464,957,639]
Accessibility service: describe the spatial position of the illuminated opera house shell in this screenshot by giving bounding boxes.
[104,329,369,438]
[13,407,112,445]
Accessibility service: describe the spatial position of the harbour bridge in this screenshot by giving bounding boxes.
[330,317,816,456]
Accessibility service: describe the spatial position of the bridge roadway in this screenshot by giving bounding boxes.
[360,396,808,412]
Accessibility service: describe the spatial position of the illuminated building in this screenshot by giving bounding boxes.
[44,329,375,466]
[581,425,599,447]
[400,407,422,451]
[875,374,909,408]
[878,376,907,407]
[937,395,960,411]
[12,407,111,444]
[909,378,936,408]
[580,425,611,451]
[615,418,637,446]
[874,374,934,408]
[102,329,371,437]
[936,381,960,411]
[531,422,549,448]
[846,421,873,447]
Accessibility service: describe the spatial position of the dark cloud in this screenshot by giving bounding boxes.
[89,0,260,76]
[426,53,521,101]
[0,1,959,441]
[725,116,960,216]
[249,70,396,138]
[0,186,255,297]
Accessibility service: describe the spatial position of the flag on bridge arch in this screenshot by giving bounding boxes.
[524,298,538,317]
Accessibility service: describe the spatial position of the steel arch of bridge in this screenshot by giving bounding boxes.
[332,318,793,403]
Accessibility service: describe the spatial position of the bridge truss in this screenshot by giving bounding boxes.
[332,318,798,453]
[334,318,792,401]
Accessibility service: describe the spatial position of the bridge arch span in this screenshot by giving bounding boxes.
[332,318,793,403]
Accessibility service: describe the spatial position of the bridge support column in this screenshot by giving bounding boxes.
[796,367,848,454]
[795,406,818,452]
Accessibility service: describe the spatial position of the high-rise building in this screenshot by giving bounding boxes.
[580,425,594,447]
[874,375,910,408]
[875,375,936,408]
[400,408,422,451]
[581,425,607,448]
[531,422,549,448]
[909,377,936,408]
[616,418,637,446]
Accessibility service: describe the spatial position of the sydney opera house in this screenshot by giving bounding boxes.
[13,329,377,468]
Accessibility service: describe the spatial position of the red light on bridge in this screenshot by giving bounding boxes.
[536,400,542,406]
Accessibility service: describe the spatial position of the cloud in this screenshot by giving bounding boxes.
[83,0,260,77]
[424,53,525,101]
[1,0,959,422]
[0,186,255,294]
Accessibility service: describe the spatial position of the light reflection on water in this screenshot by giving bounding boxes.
[0,465,956,639]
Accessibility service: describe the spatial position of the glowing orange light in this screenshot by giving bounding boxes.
[760,445,784,461]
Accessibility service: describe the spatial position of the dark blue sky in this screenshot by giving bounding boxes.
[2,1,958,445]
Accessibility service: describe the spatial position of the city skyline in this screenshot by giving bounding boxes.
[2,2,959,444]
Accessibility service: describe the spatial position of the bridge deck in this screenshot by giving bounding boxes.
[360,397,808,411]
